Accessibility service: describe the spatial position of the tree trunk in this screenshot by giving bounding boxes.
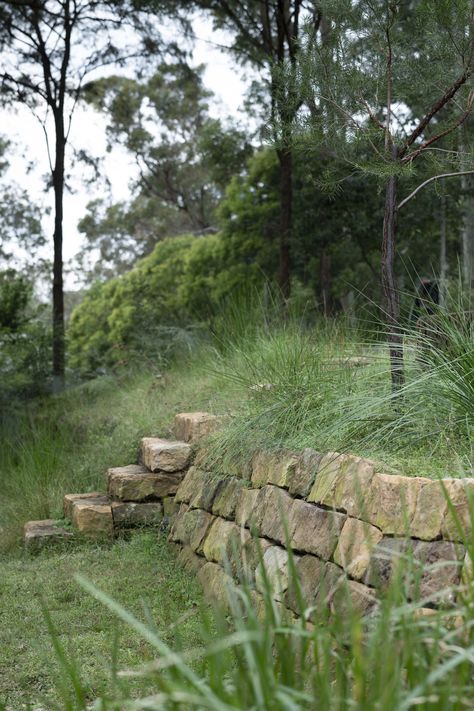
[52,112,66,393]
[461,171,474,297]
[277,147,292,299]
[381,162,404,391]
[439,193,448,307]
[319,249,332,316]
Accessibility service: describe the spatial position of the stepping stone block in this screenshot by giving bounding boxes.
[141,438,192,473]
[107,464,183,501]
[174,412,224,443]
[70,495,113,538]
[111,501,163,527]
[64,492,104,520]
[24,519,73,550]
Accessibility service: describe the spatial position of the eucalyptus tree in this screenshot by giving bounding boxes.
[0,0,172,390]
[179,0,323,299]
[297,0,474,389]
[77,62,252,281]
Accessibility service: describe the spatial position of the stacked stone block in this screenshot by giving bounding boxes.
[23,411,473,625]
[170,446,471,618]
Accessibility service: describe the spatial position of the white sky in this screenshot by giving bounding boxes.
[1,16,252,290]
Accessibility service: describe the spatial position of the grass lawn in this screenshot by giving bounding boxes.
[0,533,205,709]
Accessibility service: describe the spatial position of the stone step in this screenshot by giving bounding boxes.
[24,519,74,550]
[69,494,114,538]
[64,491,165,538]
[174,412,224,443]
[64,491,104,519]
[106,464,184,501]
[140,438,192,473]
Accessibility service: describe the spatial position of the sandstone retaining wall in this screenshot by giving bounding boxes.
[169,422,474,618]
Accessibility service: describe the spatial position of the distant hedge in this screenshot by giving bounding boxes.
[67,232,268,374]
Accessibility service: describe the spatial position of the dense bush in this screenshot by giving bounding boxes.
[68,232,269,374]
[0,270,51,409]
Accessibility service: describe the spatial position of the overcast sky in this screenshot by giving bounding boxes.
[1,15,252,290]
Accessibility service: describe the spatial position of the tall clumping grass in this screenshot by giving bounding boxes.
[40,525,474,711]
[205,286,474,479]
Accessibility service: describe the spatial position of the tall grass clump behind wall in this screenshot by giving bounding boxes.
[206,286,474,479]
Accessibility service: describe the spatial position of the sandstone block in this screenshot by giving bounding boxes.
[188,472,226,512]
[212,477,245,519]
[364,474,423,535]
[307,452,375,511]
[141,437,192,472]
[177,545,206,574]
[365,537,413,590]
[258,485,294,544]
[71,496,113,538]
[288,499,346,560]
[251,449,299,488]
[174,466,201,504]
[285,554,326,616]
[235,488,260,528]
[197,561,234,606]
[413,540,465,606]
[255,546,298,602]
[240,536,272,583]
[333,518,383,580]
[24,520,73,550]
[107,465,182,501]
[202,517,250,566]
[288,448,322,498]
[330,579,377,617]
[366,537,464,606]
[169,506,215,553]
[111,501,163,528]
[63,492,103,520]
[174,412,224,443]
[411,479,448,540]
[162,496,179,519]
[440,479,474,542]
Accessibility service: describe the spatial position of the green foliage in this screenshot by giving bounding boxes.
[30,532,474,710]
[0,534,204,709]
[0,269,50,406]
[78,62,253,281]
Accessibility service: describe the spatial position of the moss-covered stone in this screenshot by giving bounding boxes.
[212,477,245,519]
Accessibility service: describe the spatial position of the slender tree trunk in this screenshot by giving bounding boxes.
[277,147,292,299]
[439,193,448,307]
[52,112,66,392]
[461,171,474,297]
[381,160,404,391]
[319,249,332,316]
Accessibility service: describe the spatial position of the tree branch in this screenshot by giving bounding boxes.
[401,70,472,156]
[397,170,474,211]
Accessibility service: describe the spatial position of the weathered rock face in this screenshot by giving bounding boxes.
[289,499,346,560]
[107,465,183,501]
[235,488,260,528]
[111,501,163,528]
[169,505,215,552]
[174,412,224,443]
[333,518,383,580]
[251,449,299,488]
[141,438,192,473]
[71,496,114,538]
[255,546,299,602]
[212,477,245,519]
[288,448,322,498]
[63,492,104,519]
[24,520,73,550]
